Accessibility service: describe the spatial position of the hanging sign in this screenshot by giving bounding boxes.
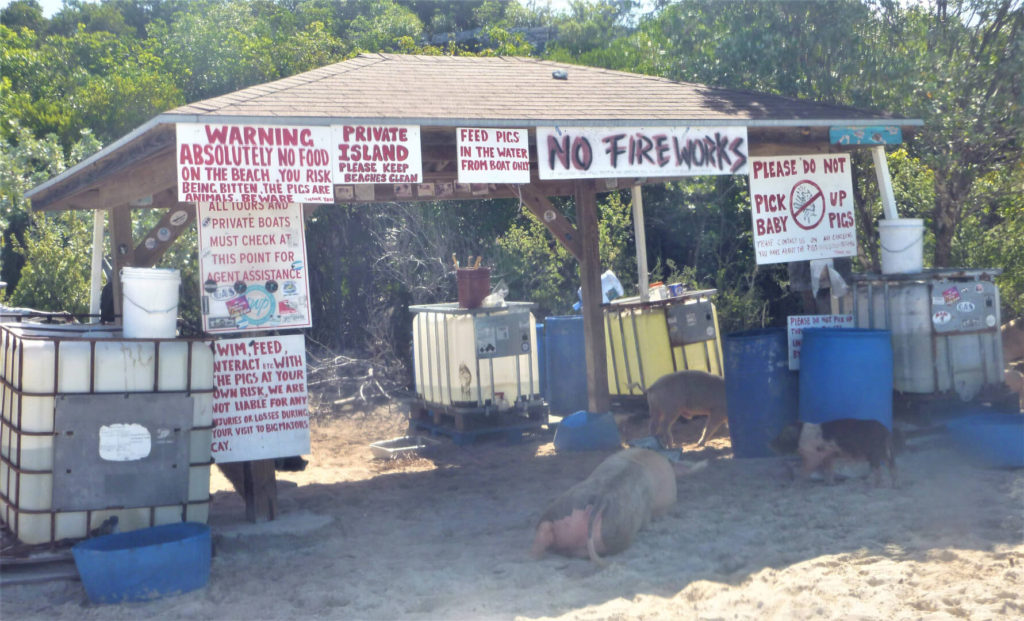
[176,123,334,204]
[211,334,310,464]
[457,128,530,183]
[748,154,857,265]
[787,314,855,370]
[829,126,902,146]
[196,202,311,334]
[332,124,422,184]
[536,126,748,180]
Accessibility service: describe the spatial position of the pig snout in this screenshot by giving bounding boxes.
[530,521,555,559]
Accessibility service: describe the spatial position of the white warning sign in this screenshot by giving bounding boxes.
[748,154,857,264]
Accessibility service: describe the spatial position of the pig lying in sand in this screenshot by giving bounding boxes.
[643,370,728,448]
[531,448,704,564]
[773,419,897,487]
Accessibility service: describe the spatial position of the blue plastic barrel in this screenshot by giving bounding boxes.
[799,328,893,430]
[536,323,546,399]
[723,328,800,458]
[544,316,588,415]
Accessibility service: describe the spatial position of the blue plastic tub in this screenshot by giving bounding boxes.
[553,411,621,451]
[724,328,800,458]
[544,316,588,415]
[947,412,1024,468]
[72,522,211,604]
[799,328,894,430]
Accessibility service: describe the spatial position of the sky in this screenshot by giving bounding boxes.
[2,0,581,19]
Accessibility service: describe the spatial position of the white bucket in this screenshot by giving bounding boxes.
[121,267,181,338]
[879,218,924,274]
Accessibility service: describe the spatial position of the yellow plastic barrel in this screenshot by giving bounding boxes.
[603,290,723,396]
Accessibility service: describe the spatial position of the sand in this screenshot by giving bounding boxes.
[2,402,1022,620]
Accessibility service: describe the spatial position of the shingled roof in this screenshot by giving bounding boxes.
[27,53,921,211]
[165,53,904,126]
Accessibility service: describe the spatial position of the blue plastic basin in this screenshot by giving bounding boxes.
[946,413,1024,468]
[553,411,621,451]
[72,522,211,604]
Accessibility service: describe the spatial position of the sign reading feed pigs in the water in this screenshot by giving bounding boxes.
[196,201,311,334]
[177,123,334,204]
[748,153,857,265]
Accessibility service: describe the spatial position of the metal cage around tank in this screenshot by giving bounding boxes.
[0,323,215,546]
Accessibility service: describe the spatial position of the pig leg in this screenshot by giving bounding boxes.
[822,456,837,485]
[585,503,609,567]
[696,408,727,447]
[531,521,555,559]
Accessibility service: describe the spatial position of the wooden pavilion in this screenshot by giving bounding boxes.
[26,53,923,415]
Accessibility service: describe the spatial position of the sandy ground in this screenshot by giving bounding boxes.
[2,401,1023,620]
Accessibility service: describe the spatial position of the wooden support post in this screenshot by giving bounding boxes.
[108,206,135,320]
[242,460,278,522]
[631,184,649,301]
[871,146,899,220]
[88,210,105,321]
[575,179,610,414]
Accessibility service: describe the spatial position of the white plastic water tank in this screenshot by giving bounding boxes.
[411,303,540,409]
[0,324,213,545]
[852,271,1003,400]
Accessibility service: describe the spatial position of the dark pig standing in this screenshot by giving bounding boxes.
[781,418,897,487]
[531,448,686,564]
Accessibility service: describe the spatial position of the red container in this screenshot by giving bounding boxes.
[457,268,491,309]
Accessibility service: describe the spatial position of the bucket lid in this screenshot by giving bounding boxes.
[120,267,181,280]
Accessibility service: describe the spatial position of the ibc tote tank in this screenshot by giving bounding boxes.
[0,323,214,545]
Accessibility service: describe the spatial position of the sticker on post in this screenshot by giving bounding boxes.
[98,423,152,461]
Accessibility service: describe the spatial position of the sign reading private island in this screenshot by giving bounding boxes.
[748,153,857,265]
[196,201,311,334]
[332,124,423,184]
[536,126,748,180]
[177,123,334,204]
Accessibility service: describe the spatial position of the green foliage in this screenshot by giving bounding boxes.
[7,211,93,314]
[1,120,100,292]
[1,0,1021,353]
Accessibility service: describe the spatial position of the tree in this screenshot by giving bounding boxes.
[1,121,101,307]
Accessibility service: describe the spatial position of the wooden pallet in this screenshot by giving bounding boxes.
[409,401,548,446]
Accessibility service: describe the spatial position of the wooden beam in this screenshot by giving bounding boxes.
[108,206,135,320]
[513,184,584,261]
[29,125,176,211]
[575,179,610,414]
[132,202,196,267]
[35,151,177,213]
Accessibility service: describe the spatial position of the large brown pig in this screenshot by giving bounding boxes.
[644,370,728,448]
[1003,318,1024,364]
[531,448,684,564]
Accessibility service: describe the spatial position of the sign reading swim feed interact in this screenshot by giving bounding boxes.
[210,333,310,463]
[196,201,311,334]
[748,153,857,265]
[535,126,749,180]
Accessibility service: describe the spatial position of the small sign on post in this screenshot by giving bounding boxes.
[787,314,855,370]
